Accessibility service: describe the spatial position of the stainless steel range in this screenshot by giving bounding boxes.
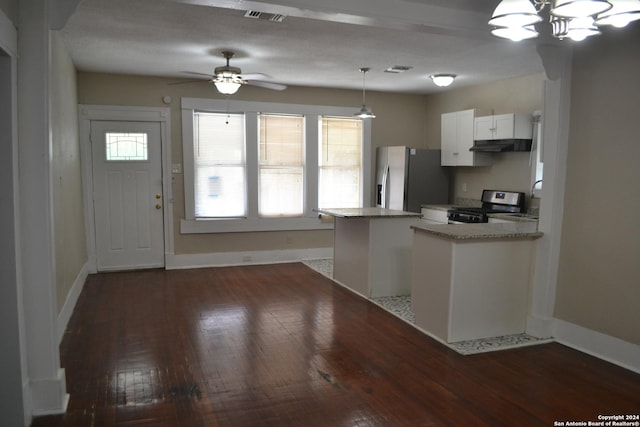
[447,190,525,224]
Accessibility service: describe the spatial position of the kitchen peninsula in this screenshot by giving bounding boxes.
[411,221,542,343]
[316,207,421,299]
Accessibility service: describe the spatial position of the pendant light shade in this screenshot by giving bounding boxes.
[551,0,613,17]
[596,0,640,27]
[354,68,375,119]
[489,0,543,27]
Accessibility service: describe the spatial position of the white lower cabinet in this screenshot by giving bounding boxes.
[421,207,448,224]
[411,230,535,343]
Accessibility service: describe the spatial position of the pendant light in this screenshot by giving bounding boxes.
[354,68,375,119]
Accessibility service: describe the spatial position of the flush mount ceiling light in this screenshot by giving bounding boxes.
[430,74,457,87]
[489,0,640,42]
[354,68,375,119]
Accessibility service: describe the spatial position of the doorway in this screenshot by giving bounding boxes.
[90,120,165,271]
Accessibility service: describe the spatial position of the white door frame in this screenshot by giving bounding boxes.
[79,105,173,273]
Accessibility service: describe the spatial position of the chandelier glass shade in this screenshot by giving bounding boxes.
[489,0,640,41]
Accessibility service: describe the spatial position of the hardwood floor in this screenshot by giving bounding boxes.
[32,263,640,426]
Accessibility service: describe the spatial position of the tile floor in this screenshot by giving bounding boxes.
[302,259,551,355]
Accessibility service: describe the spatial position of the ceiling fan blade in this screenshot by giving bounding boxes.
[167,78,209,85]
[182,71,214,78]
[245,80,287,91]
[237,72,271,81]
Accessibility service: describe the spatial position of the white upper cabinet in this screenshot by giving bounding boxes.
[441,109,492,167]
[474,113,533,141]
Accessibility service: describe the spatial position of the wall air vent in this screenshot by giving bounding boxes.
[244,10,286,22]
[385,66,413,74]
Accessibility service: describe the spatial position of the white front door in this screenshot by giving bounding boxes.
[91,121,164,271]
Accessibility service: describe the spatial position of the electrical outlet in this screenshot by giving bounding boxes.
[462,183,468,193]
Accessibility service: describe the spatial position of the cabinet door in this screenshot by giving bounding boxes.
[455,109,476,165]
[441,112,458,166]
[474,116,495,140]
[493,114,515,140]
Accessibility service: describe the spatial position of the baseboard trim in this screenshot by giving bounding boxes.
[165,248,333,270]
[553,318,640,374]
[57,261,89,343]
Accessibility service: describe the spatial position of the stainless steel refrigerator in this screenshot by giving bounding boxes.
[375,146,450,212]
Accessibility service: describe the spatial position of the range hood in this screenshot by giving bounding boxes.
[470,139,532,153]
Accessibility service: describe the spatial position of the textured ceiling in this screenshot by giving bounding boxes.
[61,0,546,94]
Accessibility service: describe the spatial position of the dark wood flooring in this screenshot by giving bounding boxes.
[32,263,640,426]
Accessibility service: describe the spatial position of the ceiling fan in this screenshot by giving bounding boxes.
[179,51,287,94]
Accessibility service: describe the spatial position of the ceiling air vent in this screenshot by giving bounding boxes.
[244,10,286,22]
[384,65,413,74]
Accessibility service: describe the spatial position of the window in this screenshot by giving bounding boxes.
[258,114,304,217]
[181,98,371,233]
[193,112,246,217]
[105,132,148,161]
[318,117,362,208]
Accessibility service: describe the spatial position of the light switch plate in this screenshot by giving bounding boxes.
[171,163,182,174]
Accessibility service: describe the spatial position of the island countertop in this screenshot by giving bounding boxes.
[412,221,543,240]
[315,207,422,218]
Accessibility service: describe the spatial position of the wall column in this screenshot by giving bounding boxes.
[526,41,573,338]
[18,0,68,416]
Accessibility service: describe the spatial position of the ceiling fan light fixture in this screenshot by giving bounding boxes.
[551,0,613,18]
[214,77,242,94]
[430,74,457,87]
[595,0,640,27]
[489,0,543,27]
[354,67,375,119]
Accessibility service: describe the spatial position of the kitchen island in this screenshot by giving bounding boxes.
[316,207,421,298]
[411,221,542,343]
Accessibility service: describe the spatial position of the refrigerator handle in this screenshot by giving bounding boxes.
[380,165,390,208]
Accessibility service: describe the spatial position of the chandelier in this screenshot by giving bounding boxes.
[489,0,640,41]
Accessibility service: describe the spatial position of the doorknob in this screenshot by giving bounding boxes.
[155,203,162,209]
[155,193,162,199]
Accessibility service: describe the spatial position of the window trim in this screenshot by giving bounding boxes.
[181,97,371,234]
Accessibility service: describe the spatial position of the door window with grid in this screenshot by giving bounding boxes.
[318,117,362,208]
[258,114,304,217]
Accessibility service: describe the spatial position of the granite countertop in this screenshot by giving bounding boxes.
[488,213,539,222]
[420,204,458,211]
[315,207,422,218]
[411,221,543,240]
